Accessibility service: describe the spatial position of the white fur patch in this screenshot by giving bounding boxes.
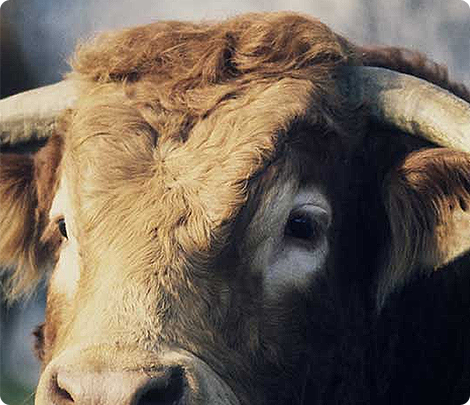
[244,179,332,302]
[49,178,80,300]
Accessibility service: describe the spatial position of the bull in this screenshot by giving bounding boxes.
[0,12,470,405]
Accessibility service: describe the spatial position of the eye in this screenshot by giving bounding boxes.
[284,205,330,243]
[285,214,317,240]
[57,218,68,239]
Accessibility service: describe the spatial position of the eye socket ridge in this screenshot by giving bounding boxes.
[284,205,330,243]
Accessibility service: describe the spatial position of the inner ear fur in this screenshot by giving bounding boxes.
[379,147,470,303]
[0,153,39,299]
[0,134,63,301]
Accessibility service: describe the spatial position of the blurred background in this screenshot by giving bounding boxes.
[0,0,469,404]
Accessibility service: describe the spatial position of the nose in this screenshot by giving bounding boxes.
[48,366,185,404]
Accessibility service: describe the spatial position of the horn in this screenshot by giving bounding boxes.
[2,68,470,151]
[342,66,470,153]
[0,80,77,147]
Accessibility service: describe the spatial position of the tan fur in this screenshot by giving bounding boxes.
[52,13,359,320]
[1,12,470,403]
[2,12,469,303]
[380,148,470,304]
[0,133,63,300]
[0,153,38,298]
[0,15,359,402]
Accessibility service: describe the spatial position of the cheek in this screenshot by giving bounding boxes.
[50,240,80,301]
[261,238,329,301]
[42,243,80,362]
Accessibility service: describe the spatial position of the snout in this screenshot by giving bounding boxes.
[35,346,240,405]
[44,367,183,404]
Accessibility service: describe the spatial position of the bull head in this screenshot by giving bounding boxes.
[0,12,469,405]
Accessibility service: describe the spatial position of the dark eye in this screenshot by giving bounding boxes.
[285,214,317,240]
[58,218,68,239]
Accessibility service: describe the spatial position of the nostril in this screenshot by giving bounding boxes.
[46,366,186,405]
[52,373,75,403]
[136,367,185,405]
[56,386,74,403]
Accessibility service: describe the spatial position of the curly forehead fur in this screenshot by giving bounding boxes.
[64,12,361,272]
[2,11,469,304]
[2,11,470,405]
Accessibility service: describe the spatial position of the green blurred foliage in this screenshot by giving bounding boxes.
[0,374,34,405]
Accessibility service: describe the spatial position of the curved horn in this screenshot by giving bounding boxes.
[0,80,77,147]
[342,66,470,153]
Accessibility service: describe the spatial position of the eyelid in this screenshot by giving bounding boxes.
[49,214,65,226]
[40,215,68,254]
[291,204,331,230]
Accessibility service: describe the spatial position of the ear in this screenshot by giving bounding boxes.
[378,148,470,304]
[0,153,40,299]
[0,134,63,301]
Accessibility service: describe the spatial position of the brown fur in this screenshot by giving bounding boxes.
[2,12,469,303]
[0,133,63,299]
[0,11,470,404]
[0,153,37,297]
[380,148,470,305]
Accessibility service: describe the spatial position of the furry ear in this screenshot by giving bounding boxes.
[0,134,63,301]
[0,153,41,299]
[379,148,470,305]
